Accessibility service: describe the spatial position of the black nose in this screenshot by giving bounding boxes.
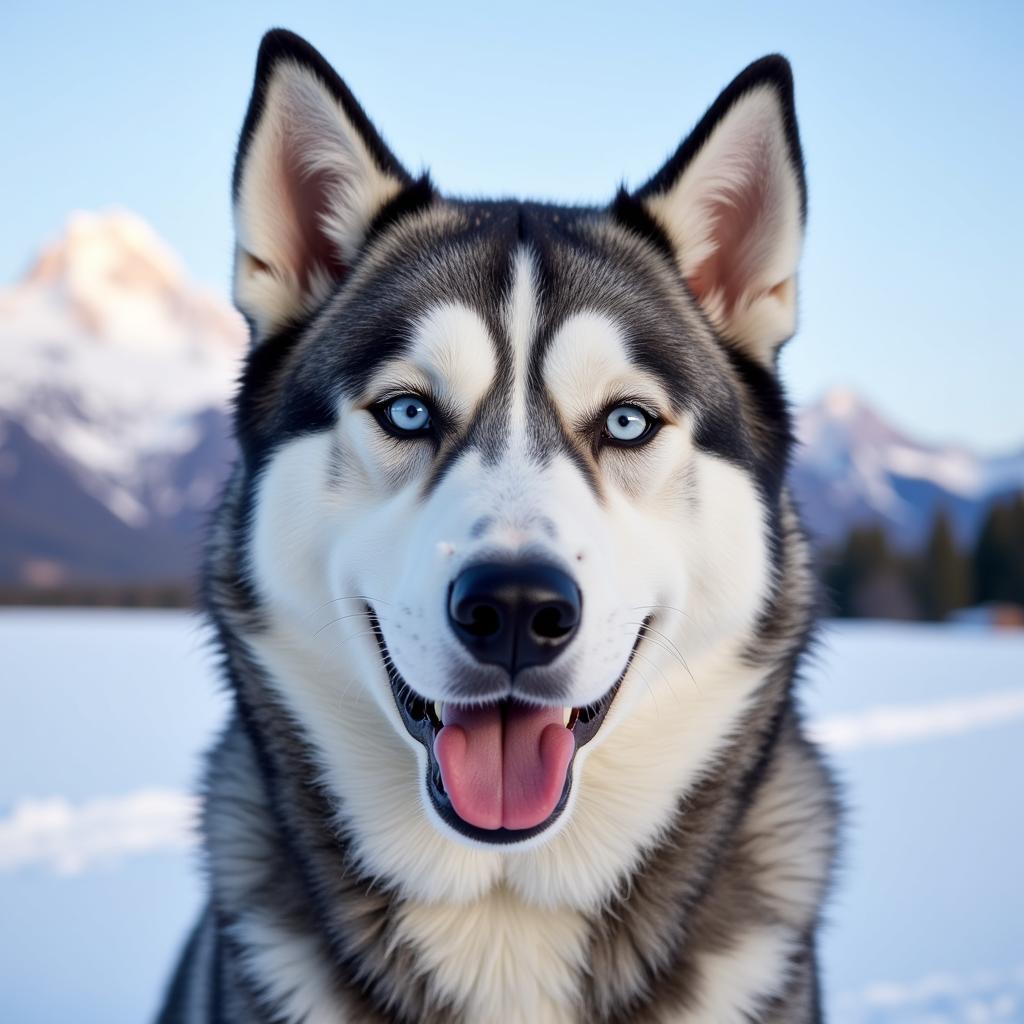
[448,562,582,674]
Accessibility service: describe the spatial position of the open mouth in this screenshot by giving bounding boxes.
[368,606,647,844]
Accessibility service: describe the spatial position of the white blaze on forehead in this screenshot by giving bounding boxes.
[368,302,497,415]
[504,248,540,430]
[543,310,672,424]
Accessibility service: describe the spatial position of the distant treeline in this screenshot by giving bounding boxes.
[822,492,1024,621]
[0,580,195,608]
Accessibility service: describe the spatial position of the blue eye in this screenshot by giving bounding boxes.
[385,394,431,433]
[605,405,651,443]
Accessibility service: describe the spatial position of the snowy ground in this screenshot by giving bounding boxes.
[2,610,1022,1023]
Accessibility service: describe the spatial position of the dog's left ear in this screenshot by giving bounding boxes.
[629,56,806,368]
[232,29,419,340]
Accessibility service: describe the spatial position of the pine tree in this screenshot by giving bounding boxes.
[825,525,915,619]
[918,509,970,620]
[974,493,1024,605]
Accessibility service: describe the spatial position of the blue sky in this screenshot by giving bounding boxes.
[4,1,1022,452]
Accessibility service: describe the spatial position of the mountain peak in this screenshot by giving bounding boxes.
[5,209,246,351]
[25,209,186,296]
[819,386,862,419]
[0,210,246,534]
[798,387,909,452]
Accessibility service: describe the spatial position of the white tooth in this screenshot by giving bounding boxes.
[435,701,444,724]
[563,707,572,726]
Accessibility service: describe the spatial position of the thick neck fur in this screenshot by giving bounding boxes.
[195,486,837,1024]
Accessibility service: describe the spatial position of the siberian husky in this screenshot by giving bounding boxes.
[158,28,838,1023]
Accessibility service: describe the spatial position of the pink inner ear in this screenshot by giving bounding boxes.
[685,150,778,319]
[282,147,348,291]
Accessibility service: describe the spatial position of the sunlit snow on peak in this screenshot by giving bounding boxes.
[0,210,246,526]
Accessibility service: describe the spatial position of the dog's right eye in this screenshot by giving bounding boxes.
[380,394,432,435]
[602,404,657,447]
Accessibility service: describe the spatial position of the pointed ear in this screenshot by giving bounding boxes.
[232,30,418,340]
[634,56,806,367]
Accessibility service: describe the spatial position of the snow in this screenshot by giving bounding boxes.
[882,443,983,498]
[1,611,1022,1022]
[809,687,1024,752]
[0,789,198,876]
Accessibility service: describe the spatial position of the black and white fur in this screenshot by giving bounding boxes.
[158,29,839,1023]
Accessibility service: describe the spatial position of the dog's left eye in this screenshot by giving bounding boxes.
[604,404,653,445]
[384,394,432,434]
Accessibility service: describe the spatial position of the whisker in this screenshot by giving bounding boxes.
[629,650,682,708]
[302,594,393,624]
[631,625,691,676]
[622,623,699,693]
[632,603,711,646]
[639,631,696,687]
[632,661,660,714]
[621,642,673,688]
[623,620,688,669]
[631,603,694,623]
[312,610,379,640]
[315,621,392,692]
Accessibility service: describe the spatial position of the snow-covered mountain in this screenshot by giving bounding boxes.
[0,211,244,587]
[0,211,1021,588]
[792,389,1024,549]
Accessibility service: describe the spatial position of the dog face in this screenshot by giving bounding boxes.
[226,31,805,895]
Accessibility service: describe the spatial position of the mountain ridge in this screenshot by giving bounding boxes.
[793,388,1024,550]
[1,210,1021,587]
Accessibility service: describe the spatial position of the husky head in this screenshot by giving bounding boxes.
[220,30,808,904]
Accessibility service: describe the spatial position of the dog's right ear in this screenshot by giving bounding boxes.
[232,30,418,341]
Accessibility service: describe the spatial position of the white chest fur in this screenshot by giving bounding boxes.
[395,885,590,1024]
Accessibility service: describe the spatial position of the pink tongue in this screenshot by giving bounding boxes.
[433,702,576,831]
